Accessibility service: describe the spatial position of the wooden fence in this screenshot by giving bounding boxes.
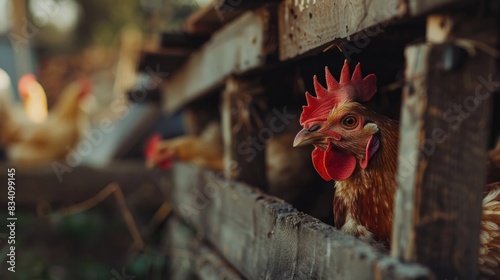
[149,0,499,279]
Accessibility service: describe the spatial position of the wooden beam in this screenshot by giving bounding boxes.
[277,0,471,61]
[164,216,197,279]
[170,163,432,279]
[164,216,244,279]
[391,15,498,279]
[278,0,403,61]
[196,245,244,280]
[184,0,273,35]
[162,5,277,114]
[221,77,267,189]
[408,0,472,16]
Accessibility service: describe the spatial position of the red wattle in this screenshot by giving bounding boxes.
[324,143,356,181]
[312,148,332,181]
[311,143,356,182]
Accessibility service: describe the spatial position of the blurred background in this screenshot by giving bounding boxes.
[0,0,205,279]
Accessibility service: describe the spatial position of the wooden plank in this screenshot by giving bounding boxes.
[0,162,166,206]
[196,245,244,280]
[164,216,197,279]
[184,0,272,35]
[408,0,472,16]
[138,33,209,73]
[221,77,267,189]
[278,0,403,61]
[170,163,433,279]
[162,5,277,114]
[164,215,244,279]
[277,0,470,61]
[391,15,498,279]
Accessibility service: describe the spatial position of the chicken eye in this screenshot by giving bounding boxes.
[308,124,321,132]
[341,115,358,129]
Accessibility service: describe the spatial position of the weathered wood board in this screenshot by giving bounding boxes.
[162,5,277,114]
[184,0,275,35]
[164,216,244,280]
[392,15,498,279]
[169,163,433,279]
[278,0,470,61]
[278,0,404,61]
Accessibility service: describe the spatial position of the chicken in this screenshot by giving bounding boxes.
[293,60,500,275]
[1,78,91,166]
[146,121,333,219]
[18,74,48,123]
[145,122,224,171]
[0,70,37,146]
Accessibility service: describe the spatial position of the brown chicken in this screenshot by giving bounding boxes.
[0,78,91,166]
[145,122,332,217]
[145,122,224,171]
[293,60,500,276]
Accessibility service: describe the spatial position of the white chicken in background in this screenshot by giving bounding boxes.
[17,74,48,123]
[0,73,92,167]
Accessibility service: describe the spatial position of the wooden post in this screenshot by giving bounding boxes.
[391,14,498,279]
[221,77,267,189]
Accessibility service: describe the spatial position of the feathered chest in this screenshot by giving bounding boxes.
[332,145,399,247]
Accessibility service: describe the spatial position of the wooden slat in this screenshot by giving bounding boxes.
[184,0,272,35]
[162,5,277,114]
[277,0,469,61]
[278,0,403,61]
[164,216,244,279]
[170,163,432,279]
[408,0,472,16]
[196,246,244,280]
[164,216,197,279]
[391,15,498,279]
[221,77,267,189]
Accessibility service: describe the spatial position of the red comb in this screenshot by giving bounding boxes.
[78,77,92,99]
[18,74,37,98]
[299,60,377,125]
[145,133,162,160]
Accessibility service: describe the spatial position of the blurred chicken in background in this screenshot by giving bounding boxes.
[145,120,333,221]
[0,76,92,167]
[17,74,48,123]
[145,122,223,171]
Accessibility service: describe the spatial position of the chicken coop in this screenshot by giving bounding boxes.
[1,0,500,279]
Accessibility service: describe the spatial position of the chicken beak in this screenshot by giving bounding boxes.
[294,128,342,147]
[293,128,317,147]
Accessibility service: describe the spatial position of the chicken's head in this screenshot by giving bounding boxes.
[18,74,47,101]
[293,60,379,181]
[145,134,175,169]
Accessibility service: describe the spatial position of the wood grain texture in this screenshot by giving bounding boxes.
[170,163,433,279]
[196,245,244,280]
[163,5,278,114]
[392,17,498,278]
[164,216,244,279]
[277,0,471,61]
[278,0,403,60]
[184,0,275,35]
